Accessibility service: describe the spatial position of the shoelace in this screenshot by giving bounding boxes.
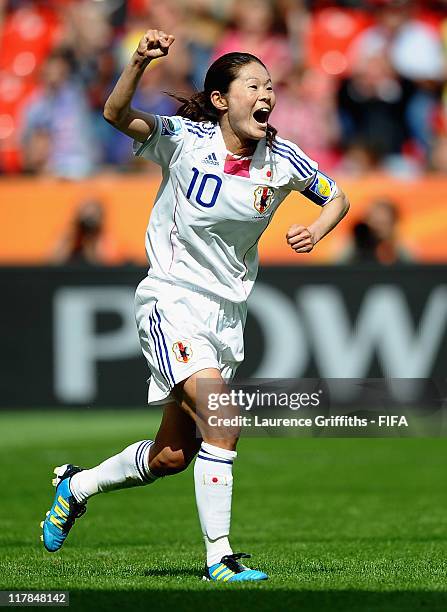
[220,552,251,573]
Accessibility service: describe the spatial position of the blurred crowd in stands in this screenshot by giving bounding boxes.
[0,0,446,179]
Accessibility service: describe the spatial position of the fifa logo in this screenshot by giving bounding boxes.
[253,186,274,214]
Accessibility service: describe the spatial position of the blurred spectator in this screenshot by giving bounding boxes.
[106,0,192,168]
[430,135,447,173]
[336,141,381,176]
[349,0,446,154]
[52,200,116,265]
[0,0,63,172]
[337,53,412,159]
[340,198,413,264]
[272,66,339,169]
[346,221,378,262]
[22,126,51,174]
[352,0,445,83]
[61,0,114,85]
[21,48,98,178]
[212,0,293,84]
[181,0,228,88]
[117,0,186,70]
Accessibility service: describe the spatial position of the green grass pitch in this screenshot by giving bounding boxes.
[0,410,446,611]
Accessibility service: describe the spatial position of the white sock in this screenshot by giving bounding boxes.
[70,440,157,504]
[194,442,237,567]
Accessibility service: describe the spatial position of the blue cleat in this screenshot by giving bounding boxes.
[203,553,268,582]
[41,464,86,552]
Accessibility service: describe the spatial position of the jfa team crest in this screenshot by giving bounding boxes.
[253,186,274,214]
[172,340,193,363]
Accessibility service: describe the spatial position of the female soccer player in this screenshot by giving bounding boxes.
[41,30,349,582]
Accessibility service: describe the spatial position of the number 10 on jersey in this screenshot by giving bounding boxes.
[187,167,222,208]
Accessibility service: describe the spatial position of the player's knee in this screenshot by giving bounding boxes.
[149,446,190,476]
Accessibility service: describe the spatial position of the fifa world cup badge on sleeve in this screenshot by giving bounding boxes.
[161,116,182,136]
[303,171,336,206]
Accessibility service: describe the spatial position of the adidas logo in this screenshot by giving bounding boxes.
[202,152,219,166]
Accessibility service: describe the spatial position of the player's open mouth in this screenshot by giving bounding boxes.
[253,108,270,127]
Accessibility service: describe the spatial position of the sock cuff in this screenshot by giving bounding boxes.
[135,440,158,483]
[200,442,237,461]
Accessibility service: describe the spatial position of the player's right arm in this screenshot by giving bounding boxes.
[103,29,175,143]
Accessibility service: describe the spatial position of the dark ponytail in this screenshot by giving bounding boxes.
[167,91,219,123]
[167,52,277,149]
[266,124,277,150]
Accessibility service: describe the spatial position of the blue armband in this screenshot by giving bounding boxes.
[302,171,337,206]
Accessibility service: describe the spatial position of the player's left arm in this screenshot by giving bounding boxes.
[286,188,350,254]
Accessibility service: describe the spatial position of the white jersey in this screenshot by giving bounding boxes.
[134,115,338,303]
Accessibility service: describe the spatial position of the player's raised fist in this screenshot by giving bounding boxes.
[136,29,175,60]
[286,224,316,253]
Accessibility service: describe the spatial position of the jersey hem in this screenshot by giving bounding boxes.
[144,272,248,305]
